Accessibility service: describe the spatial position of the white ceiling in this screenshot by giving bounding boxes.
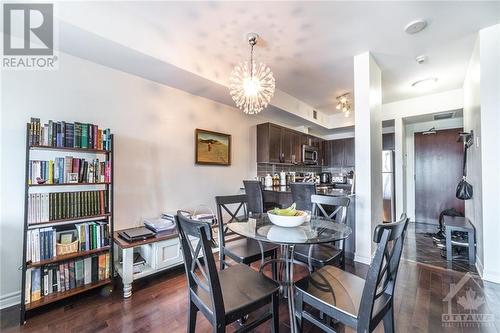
[57,1,499,115]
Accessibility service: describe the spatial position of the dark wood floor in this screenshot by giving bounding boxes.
[2,224,500,333]
[403,222,477,273]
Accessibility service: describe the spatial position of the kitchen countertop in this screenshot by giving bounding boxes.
[262,185,354,197]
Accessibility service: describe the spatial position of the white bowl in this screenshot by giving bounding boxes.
[267,210,307,227]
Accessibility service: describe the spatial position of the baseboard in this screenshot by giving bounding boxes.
[475,256,484,279]
[482,270,500,285]
[0,290,21,310]
[354,253,371,265]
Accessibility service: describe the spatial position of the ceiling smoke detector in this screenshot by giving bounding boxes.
[405,19,428,34]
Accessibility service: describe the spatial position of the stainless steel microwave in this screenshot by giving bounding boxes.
[302,145,318,165]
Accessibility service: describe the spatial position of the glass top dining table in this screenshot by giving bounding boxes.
[227,213,352,333]
[227,213,352,245]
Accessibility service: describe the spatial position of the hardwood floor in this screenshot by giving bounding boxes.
[403,222,477,273]
[2,226,500,333]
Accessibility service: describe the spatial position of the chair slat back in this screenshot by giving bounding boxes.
[215,194,248,249]
[290,182,317,211]
[243,180,265,214]
[357,214,409,332]
[175,210,224,317]
[311,194,350,222]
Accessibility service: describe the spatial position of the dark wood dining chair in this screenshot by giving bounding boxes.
[215,194,278,278]
[295,214,409,333]
[294,195,350,270]
[175,210,280,333]
[289,182,316,211]
[243,180,278,213]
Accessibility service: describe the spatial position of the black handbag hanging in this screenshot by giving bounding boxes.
[456,139,473,200]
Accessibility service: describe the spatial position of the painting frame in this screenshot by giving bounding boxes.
[195,129,231,166]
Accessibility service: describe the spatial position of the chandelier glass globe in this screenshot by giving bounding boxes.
[229,34,275,115]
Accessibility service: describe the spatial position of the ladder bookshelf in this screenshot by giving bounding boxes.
[20,121,114,324]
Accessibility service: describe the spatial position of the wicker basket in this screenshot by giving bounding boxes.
[56,240,79,256]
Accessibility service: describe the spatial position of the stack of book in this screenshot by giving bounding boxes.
[26,228,57,263]
[24,253,110,304]
[29,118,111,150]
[29,157,111,184]
[28,190,108,224]
[143,217,175,233]
[75,222,109,251]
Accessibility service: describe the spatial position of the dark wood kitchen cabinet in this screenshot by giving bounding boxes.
[257,123,283,163]
[282,129,294,163]
[343,138,355,166]
[330,139,345,167]
[326,138,355,167]
[291,131,302,163]
[257,123,323,164]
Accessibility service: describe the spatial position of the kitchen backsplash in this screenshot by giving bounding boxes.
[257,163,354,177]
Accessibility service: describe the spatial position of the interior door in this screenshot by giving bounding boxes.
[414,128,464,224]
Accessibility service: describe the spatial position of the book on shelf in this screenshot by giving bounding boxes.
[26,221,109,264]
[28,190,108,224]
[25,253,110,304]
[29,118,111,151]
[26,227,57,263]
[29,157,111,185]
[75,221,109,251]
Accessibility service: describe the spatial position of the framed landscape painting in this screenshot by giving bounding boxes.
[195,129,231,166]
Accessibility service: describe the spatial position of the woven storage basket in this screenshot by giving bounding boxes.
[56,240,79,256]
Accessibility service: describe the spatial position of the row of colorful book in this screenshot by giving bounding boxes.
[29,118,111,150]
[75,222,110,252]
[26,228,57,263]
[27,190,108,224]
[29,157,111,185]
[24,253,110,304]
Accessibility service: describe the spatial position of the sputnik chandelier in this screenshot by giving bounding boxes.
[336,93,352,117]
[229,33,275,115]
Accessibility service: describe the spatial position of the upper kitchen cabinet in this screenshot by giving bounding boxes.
[326,138,355,167]
[383,133,395,150]
[330,139,345,167]
[343,138,355,166]
[257,122,322,164]
[257,123,283,163]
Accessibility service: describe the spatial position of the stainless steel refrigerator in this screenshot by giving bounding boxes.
[382,150,396,222]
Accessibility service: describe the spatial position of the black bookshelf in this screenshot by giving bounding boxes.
[20,123,114,324]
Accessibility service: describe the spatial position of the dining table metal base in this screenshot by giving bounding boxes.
[284,244,298,333]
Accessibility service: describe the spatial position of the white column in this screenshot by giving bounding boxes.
[479,24,500,283]
[354,52,383,264]
[394,117,406,219]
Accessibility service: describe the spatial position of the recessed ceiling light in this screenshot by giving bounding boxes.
[411,77,438,88]
[405,19,428,34]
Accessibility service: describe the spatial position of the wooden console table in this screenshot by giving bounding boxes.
[113,228,181,298]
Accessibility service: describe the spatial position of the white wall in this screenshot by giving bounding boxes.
[478,25,500,284]
[463,37,483,270]
[353,52,382,264]
[382,89,464,121]
[0,52,269,307]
